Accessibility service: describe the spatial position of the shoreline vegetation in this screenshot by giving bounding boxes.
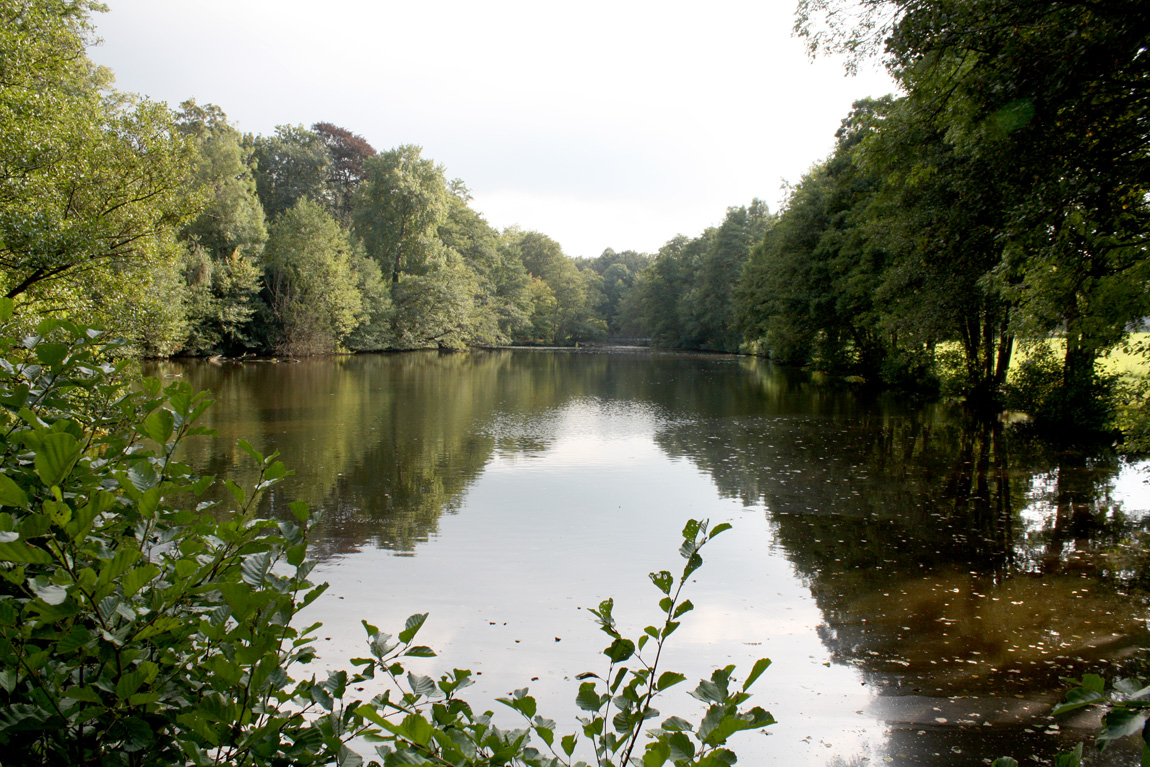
[2,1,1147,442]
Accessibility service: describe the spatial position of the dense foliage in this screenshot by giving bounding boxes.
[3,0,1148,422]
[772,0,1150,426]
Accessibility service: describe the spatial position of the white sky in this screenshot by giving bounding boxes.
[87,0,898,259]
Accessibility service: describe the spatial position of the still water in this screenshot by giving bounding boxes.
[148,349,1150,766]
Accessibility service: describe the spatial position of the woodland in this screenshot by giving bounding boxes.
[1,0,1147,424]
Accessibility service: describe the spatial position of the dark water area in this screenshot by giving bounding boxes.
[146,350,1150,766]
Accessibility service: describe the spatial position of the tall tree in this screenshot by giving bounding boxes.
[0,0,195,320]
[505,229,604,344]
[684,201,772,352]
[262,198,363,355]
[353,145,449,286]
[798,0,1150,424]
[352,145,480,348]
[313,121,376,225]
[175,100,267,354]
[252,124,331,221]
[629,234,710,348]
[588,249,650,336]
[438,188,531,345]
[863,96,1015,400]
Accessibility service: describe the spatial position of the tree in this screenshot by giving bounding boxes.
[587,249,650,336]
[798,0,1150,425]
[0,1,195,318]
[862,95,1015,399]
[684,201,772,353]
[505,230,604,344]
[312,121,376,225]
[174,101,267,355]
[438,189,531,345]
[353,145,449,286]
[262,198,363,355]
[252,125,331,222]
[352,145,483,349]
[629,234,710,348]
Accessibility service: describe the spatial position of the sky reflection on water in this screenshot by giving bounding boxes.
[152,351,1150,766]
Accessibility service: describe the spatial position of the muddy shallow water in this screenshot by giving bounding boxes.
[150,350,1150,766]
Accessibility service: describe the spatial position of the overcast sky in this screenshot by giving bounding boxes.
[87,0,898,259]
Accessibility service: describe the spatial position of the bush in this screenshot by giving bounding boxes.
[1004,344,1119,432]
[0,302,773,766]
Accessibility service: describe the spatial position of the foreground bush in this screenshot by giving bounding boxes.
[0,303,773,765]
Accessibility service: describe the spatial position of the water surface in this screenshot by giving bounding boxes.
[149,350,1150,766]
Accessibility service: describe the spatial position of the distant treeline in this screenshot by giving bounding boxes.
[3,0,1147,432]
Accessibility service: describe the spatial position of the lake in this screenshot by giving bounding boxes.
[147,349,1150,767]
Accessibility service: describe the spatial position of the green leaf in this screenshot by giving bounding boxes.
[98,548,143,588]
[240,551,270,586]
[643,740,671,767]
[690,678,726,705]
[44,498,70,526]
[0,475,29,509]
[142,409,174,445]
[403,646,436,658]
[137,487,161,519]
[576,681,604,712]
[649,570,673,595]
[656,672,686,691]
[35,342,70,368]
[709,522,733,538]
[1114,677,1150,699]
[661,716,693,732]
[667,731,695,761]
[237,439,263,464]
[0,540,53,564]
[224,479,245,507]
[673,599,694,619]
[128,462,159,492]
[34,432,81,487]
[681,519,701,541]
[115,670,149,700]
[743,657,772,691]
[605,638,635,663]
[408,673,437,698]
[399,613,428,644]
[561,733,577,757]
[1099,708,1149,742]
[122,564,160,598]
[217,582,254,621]
[115,717,155,752]
[1051,744,1083,767]
[29,576,68,605]
[1053,685,1106,716]
[191,475,215,497]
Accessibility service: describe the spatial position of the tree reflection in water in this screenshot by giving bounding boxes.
[147,351,1150,766]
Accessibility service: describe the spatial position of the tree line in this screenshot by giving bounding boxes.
[3,0,1147,433]
[0,0,654,357]
[626,0,1150,435]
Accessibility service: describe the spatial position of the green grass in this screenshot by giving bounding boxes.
[1011,334,1150,380]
